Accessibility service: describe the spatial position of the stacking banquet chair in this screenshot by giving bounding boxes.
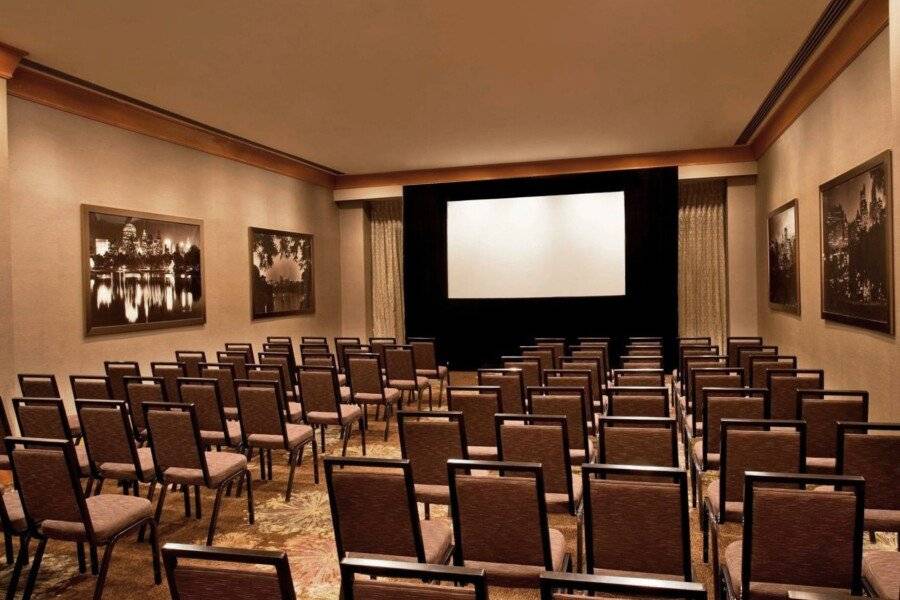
[224,342,254,362]
[368,336,396,363]
[571,344,610,381]
[199,362,239,420]
[596,416,679,469]
[725,336,762,368]
[559,356,605,414]
[737,346,777,385]
[297,365,365,455]
[384,344,433,410]
[13,397,92,486]
[76,399,157,498]
[325,457,453,565]
[624,344,663,357]
[611,368,664,387]
[103,360,141,401]
[70,375,114,401]
[582,464,693,582]
[300,351,348,386]
[719,472,865,600]
[500,356,542,390]
[747,354,796,389]
[334,337,362,373]
[247,363,301,423]
[691,387,768,507]
[267,333,295,346]
[263,340,297,367]
[235,379,318,498]
[407,337,450,406]
[540,570,706,600]
[17,373,82,440]
[684,367,743,492]
[528,386,593,464]
[340,557,488,600]
[4,437,161,600]
[477,368,526,414]
[447,386,502,460]
[1,481,27,569]
[766,368,824,421]
[543,369,595,428]
[863,549,900,599]
[606,386,670,418]
[677,344,715,383]
[628,336,663,345]
[678,353,725,399]
[797,389,868,473]
[150,361,187,405]
[142,402,254,545]
[301,341,331,359]
[258,351,298,399]
[535,337,567,362]
[124,376,168,440]
[446,459,570,587]
[177,377,242,450]
[621,355,663,370]
[217,350,250,380]
[301,335,328,347]
[521,345,557,372]
[348,353,400,441]
[174,351,206,378]
[397,411,468,519]
[835,422,900,544]
[162,543,296,600]
[704,419,806,566]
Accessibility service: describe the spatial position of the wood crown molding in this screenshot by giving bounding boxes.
[6,63,338,188]
[0,42,27,79]
[334,145,755,189]
[750,0,888,158]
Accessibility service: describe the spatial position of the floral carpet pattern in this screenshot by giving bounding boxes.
[0,372,894,599]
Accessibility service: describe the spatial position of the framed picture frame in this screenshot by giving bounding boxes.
[767,199,800,314]
[81,204,205,336]
[819,150,894,334]
[249,227,314,319]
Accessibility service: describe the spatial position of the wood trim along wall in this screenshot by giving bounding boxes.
[333,145,756,189]
[749,0,888,158]
[6,63,338,188]
[0,42,27,79]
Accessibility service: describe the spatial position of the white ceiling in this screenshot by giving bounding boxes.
[0,0,829,174]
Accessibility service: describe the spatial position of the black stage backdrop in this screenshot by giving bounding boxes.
[403,168,678,369]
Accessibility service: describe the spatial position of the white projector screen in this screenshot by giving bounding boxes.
[447,191,626,299]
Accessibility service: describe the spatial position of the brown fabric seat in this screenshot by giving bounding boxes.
[546,481,583,513]
[355,388,401,403]
[164,451,247,487]
[247,423,314,450]
[307,404,362,425]
[569,438,594,463]
[417,366,449,379]
[704,481,742,521]
[462,528,567,587]
[863,550,900,599]
[200,420,242,446]
[805,456,837,473]
[864,508,900,531]
[414,483,450,504]
[391,376,431,390]
[0,455,9,470]
[347,519,453,565]
[40,493,152,542]
[691,438,720,468]
[286,401,303,422]
[1,488,26,531]
[467,446,498,460]
[592,568,683,581]
[340,386,351,402]
[99,446,156,480]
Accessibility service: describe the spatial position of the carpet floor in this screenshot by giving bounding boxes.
[0,372,894,599]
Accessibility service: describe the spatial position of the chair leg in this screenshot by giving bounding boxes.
[181,485,191,517]
[319,425,326,453]
[146,519,162,585]
[90,544,98,575]
[285,448,298,502]
[701,503,709,563]
[341,424,351,456]
[869,530,876,543]
[311,436,320,484]
[383,403,391,441]
[93,536,121,600]
[153,481,169,526]
[3,530,12,565]
[84,477,95,498]
[245,470,255,525]
[77,542,87,573]
[206,485,226,546]
[21,537,47,600]
[5,534,30,600]
[94,479,105,496]
[427,384,433,410]
[267,449,274,481]
[359,418,367,456]
[194,486,202,520]
[424,503,430,520]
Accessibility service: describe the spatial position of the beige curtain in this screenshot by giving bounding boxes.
[678,179,728,350]
[369,199,406,339]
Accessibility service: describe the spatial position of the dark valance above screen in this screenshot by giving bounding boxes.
[403,168,679,369]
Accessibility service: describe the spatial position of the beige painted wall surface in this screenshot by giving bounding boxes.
[726,176,758,337]
[7,98,341,404]
[0,79,14,404]
[756,30,897,420]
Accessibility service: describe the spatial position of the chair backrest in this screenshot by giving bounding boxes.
[177,377,228,436]
[797,390,868,459]
[397,411,468,487]
[611,369,664,387]
[726,336,763,367]
[718,419,806,507]
[217,350,250,380]
[448,459,553,569]
[535,339,566,364]
[620,355,663,370]
[301,335,328,347]
[369,337,397,362]
[679,354,725,396]
[4,437,93,538]
[262,342,296,367]
[500,356,542,389]
[70,375,113,400]
[247,364,289,410]
[521,345,555,372]
[268,335,294,345]
[606,386,670,418]
[300,343,331,360]
[407,337,440,373]
[749,355,797,388]
[104,360,141,400]
[223,343,254,362]
[384,345,417,382]
[559,356,605,402]
[689,367,743,434]
[678,345,715,379]
[325,457,426,562]
[18,374,60,398]
[477,369,525,414]
[175,351,207,378]
[539,571,705,600]
[701,387,768,458]
[13,397,73,440]
[496,414,573,510]
[75,399,141,476]
[597,416,678,469]
[738,346,777,384]
[571,345,610,379]
[300,352,337,369]
[836,422,900,511]
[335,337,362,372]
[125,376,167,434]
[235,380,288,447]
[582,464,691,580]
[527,387,588,454]
[447,386,501,447]
[543,369,593,418]
[296,366,343,419]
[348,353,386,397]
[741,472,864,594]
[766,368,824,421]
[151,361,187,404]
[624,345,662,357]
[341,558,487,600]
[162,543,296,600]
[144,402,208,484]
[258,351,296,390]
[199,363,238,411]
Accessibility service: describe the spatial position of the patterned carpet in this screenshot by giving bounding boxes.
[0,372,894,599]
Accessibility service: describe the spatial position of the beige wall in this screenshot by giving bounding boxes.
[0,79,14,404]
[6,98,341,404]
[755,29,897,420]
[727,176,759,337]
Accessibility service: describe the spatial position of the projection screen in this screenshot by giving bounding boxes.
[446,191,626,299]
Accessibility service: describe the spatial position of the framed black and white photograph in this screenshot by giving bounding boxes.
[249,227,314,318]
[820,150,894,334]
[82,204,205,336]
[768,199,800,314]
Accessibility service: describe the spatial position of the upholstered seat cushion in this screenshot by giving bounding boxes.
[337,373,347,386]
[0,454,10,469]
[163,451,247,486]
[805,456,837,474]
[347,518,453,565]
[414,483,450,505]
[200,420,242,446]
[417,366,449,379]
[723,541,851,599]
[1,488,27,532]
[545,481,584,513]
[592,568,683,581]
[286,402,303,422]
[389,376,430,391]
[569,439,595,465]
[355,388,401,403]
[462,527,567,587]
[467,446,498,460]
[248,424,314,450]
[307,404,362,426]
[683,415,703,434]
[340,386,351,402]
[224,407,239,419]
[691,439,720,469]
[863,550,900,599]
[865,508,900,532]
[704,481,742,521]
[67,413,82,436]
[99,447,156,481]
[40,494,152,542]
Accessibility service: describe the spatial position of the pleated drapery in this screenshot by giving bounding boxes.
[368,199,406,339]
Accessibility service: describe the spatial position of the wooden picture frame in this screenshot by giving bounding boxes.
[767,199,800,314]
[249,227,314,319]
[81,204,205,336]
